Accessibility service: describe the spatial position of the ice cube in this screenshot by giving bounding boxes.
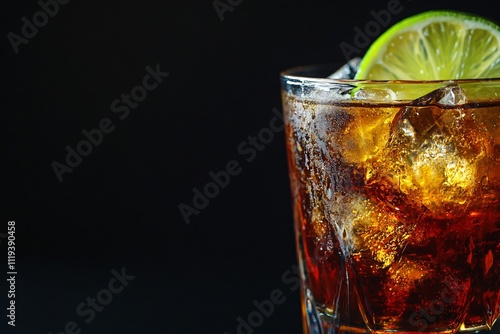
[385,258,431,304]
[387,257,429,285]
[353,87,397,101]
[328,58,361,79]
[337,106,396,164]
[368,86,492,219]
[437,84,467,106]
[401,133,477,213]
[409,84,464,106]
[350,194,415,268]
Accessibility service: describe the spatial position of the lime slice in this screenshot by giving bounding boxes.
[355,10,500,80]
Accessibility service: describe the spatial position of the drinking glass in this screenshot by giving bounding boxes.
[280,60,500,334]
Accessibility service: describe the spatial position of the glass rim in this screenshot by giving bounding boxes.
[281,63,500,85]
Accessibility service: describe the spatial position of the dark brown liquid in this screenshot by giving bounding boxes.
[285,97,500,333]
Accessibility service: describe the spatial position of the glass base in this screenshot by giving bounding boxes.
[300,284,498,334]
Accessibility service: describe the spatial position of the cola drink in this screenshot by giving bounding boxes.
[281,64,500,333]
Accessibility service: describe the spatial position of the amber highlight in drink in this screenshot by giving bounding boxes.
[281,64,500,334]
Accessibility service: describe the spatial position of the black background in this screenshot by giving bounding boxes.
[2,0,500,333]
